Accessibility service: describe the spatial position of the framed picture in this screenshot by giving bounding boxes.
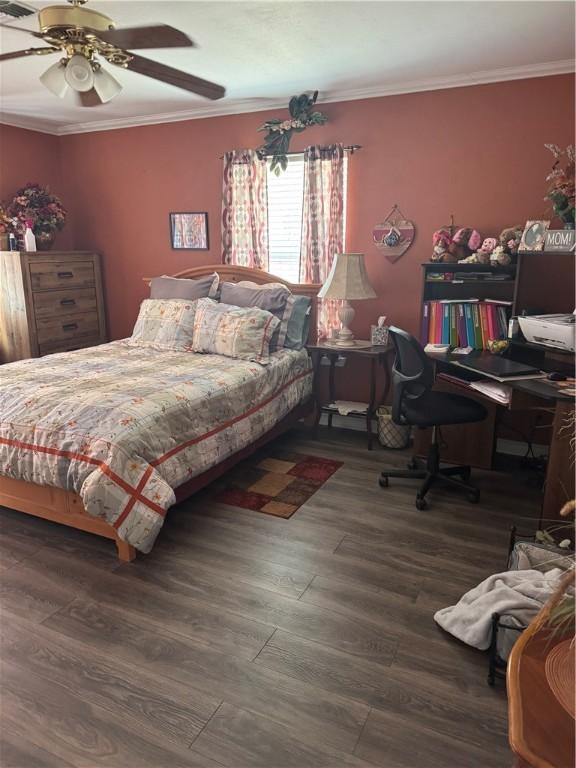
[518,220,550,253]
[170,212,209,250]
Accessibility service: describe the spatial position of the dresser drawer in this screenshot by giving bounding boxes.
[29,260,95,291]
[39,335,102,357]
[33,288,98,319]
[36,311,100,346]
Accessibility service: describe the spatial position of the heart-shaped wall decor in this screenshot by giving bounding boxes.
[373,205,415,263]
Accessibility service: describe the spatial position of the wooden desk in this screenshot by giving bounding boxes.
[419,349,574,521]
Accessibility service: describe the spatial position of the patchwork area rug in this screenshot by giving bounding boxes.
[213,450,343,518]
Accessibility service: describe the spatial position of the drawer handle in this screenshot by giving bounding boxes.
[57,271,74,279]
[62,322,78,332]
[60,298,76,307]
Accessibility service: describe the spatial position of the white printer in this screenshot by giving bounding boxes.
[518,313,576,353]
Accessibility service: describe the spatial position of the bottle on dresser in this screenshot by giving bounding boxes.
[23,220,36,252]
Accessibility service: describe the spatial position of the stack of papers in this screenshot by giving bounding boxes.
[469,380,512,405]
[331,400,368,415]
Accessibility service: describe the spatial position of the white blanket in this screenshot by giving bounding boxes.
[434,568,563,650]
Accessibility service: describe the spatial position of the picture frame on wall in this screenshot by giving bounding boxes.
[170,212,209,250]
[518,220,550,252]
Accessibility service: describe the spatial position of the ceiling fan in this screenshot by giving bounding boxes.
[0,0,225,106]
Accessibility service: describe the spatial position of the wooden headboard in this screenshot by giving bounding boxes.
[144,264,321,344]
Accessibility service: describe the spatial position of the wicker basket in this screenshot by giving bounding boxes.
[377,406,411,449]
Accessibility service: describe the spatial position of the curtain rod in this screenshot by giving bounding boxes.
[220,145,361,160]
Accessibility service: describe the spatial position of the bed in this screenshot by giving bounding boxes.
[0,265,320,561]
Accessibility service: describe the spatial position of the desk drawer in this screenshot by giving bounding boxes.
[36,311,100,346]
[30,261,95,291]
[33,288,98,319]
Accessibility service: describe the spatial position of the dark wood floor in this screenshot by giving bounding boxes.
[0,426,542,768]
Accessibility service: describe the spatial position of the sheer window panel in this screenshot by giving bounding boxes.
[266,154,347,284]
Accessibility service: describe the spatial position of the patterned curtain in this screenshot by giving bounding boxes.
[299,143,345,338]
[222,149,269,269]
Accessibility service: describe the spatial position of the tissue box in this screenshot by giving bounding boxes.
[371,325,389,346]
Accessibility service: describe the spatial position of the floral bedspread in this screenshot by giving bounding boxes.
[0,342,312,552]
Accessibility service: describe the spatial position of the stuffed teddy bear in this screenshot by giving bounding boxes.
[431,228,453,262]
[490,226,523,265]
[489,245,511,266]
[499,226,523,255]
[459,236,497,264]
[448,228,482,261]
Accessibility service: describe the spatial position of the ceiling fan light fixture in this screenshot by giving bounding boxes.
[3,3,226,105]
[39,59,69,98]
[92,64,122,103]
[64,53,94,92]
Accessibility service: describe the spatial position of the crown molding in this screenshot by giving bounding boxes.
[0,112,62,135]
[1,59,574,137]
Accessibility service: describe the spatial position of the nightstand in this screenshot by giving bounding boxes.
[307,342,395,449]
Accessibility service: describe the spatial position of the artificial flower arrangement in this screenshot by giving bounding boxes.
[258,91,328,174]
[544,143,575,226]
[7,183,66,246]
[0,203,19,249]
[0,204,13,235]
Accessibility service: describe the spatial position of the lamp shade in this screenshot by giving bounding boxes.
[40,60,69,99]
[65,54,95,92]
[317,253,376,300]
[93,65,123,103]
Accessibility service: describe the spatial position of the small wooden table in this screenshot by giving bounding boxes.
[507,602,575,768]
[307,342,395,449]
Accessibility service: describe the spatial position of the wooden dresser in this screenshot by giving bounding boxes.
[0,251,107,362]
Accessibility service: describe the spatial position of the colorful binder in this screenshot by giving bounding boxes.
[479,303,489,346]
[456,303,467,346]
[421,302,430,345]
[471,304,483,349]
[429,302,437,343]
[442,303,450,344]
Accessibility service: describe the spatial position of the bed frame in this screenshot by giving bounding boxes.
[0,265,320,562]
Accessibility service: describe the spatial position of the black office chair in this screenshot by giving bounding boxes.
[379,327,488,510]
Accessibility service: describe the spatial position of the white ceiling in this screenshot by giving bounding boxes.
[0,0,574,135]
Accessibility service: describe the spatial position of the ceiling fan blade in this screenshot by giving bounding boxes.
[0,46,58,62]
[0,24,44,39]
[76,89,103,107]
[94,25,194,50]
[122,53,225,100]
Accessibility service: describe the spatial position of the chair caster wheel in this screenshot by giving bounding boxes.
[468,489,480,504]
[379,476,389,488]
[415,496,427,510]
[407,458,418,470]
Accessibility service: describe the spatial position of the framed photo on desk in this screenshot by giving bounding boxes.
[518,220,550,252]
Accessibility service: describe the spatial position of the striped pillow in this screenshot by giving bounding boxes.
[232,281,311,349]
[222,281,295,350]
[192,298,279,364]
[128,299,197,351]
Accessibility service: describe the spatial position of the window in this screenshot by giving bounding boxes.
[266,154,348,283]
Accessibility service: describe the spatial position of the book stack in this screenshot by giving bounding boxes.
[421,299,510,349]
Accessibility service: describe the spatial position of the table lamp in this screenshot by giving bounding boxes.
[318,253,376,346]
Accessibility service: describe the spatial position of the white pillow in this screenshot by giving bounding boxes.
[192,298,280,364]
[128,299,197,351]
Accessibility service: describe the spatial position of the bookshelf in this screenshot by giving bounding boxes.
[420,261,518,349]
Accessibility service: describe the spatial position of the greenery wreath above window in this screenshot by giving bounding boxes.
[258,91,328,174]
